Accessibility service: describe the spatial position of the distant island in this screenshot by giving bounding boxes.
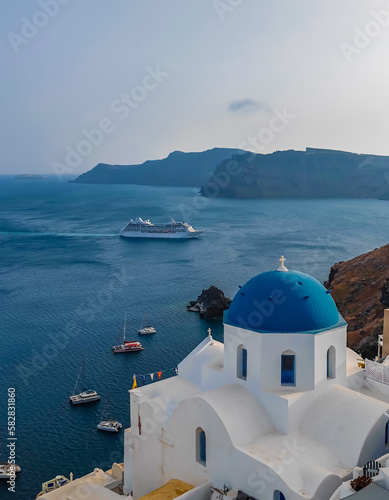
[72,147,389,200]
[201,148,389,199]
[71,147,246,187]
[15,174,48,179]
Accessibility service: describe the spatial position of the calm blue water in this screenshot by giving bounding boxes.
[0,176,388,499]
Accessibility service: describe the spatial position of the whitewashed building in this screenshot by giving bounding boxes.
[124,258,389,500]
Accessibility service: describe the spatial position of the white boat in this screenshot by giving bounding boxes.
[69,356,101,405]
[112,315,144,353]
[138,326,156,335]
[120,218,203,239]
[97,396,122,432]
[138,311,156,335]
[0,462,21,479]
[97,420,123,432]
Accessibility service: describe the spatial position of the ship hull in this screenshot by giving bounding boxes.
[69,395,101,405]
[111,347,144,353]
[119,231,202,239]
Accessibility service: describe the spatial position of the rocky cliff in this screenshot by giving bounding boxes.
[324,243,389,359]
[201,148,389,199]
[71,148,246,187]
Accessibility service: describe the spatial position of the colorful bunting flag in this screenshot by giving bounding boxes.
[131,366,178,389]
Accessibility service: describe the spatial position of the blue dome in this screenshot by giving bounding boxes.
[226,270,343,333]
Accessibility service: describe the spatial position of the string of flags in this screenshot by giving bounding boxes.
[132,367,178,389]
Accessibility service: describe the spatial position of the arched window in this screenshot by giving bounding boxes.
[196,427,206,465]
[237,344,247,380]
[385,421,389,447]
[327,346,336,379]
[281,350,295,386]
[274,491,286,500]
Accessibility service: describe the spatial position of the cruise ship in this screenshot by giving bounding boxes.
[119,218,203,239]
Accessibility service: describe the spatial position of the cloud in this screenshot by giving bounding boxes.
[228,98,270,114]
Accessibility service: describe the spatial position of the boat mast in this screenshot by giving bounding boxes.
[73,362,82,396]
[100,394,110,421]
[123,315,126,342]
[81,354,85,391]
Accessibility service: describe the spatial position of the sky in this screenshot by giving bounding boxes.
[1,0,389,175]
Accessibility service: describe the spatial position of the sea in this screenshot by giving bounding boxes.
[0,175,388,499]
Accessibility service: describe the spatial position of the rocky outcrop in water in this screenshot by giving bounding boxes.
[324,243,389,359]
[187,286,231,319]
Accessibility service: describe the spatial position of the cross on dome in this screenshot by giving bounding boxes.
[277,255,288,272]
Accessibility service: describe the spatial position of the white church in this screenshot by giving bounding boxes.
[40,258,389,500]
[123,257,389,500]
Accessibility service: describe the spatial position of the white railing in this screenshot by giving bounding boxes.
[365,359,389,385]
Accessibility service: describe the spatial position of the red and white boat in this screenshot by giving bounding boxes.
[111,316,144,354]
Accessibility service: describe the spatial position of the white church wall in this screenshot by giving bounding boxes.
[123,428,133,495]
[258,391,289,434]
[259,333,315,392]
[301,385,389,468]
[313,326,347,388]
[357,415,389,467]
[216,447,308,500]
[166,396,231,488]
[126,398,166,499]
[287,391,318,434]
[223,324,258,383]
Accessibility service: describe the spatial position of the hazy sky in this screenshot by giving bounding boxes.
[1,0,389,175]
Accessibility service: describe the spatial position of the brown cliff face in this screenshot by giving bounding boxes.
[324,243,389,359]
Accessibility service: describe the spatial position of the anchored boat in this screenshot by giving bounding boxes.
[112,315,144,353]
[97,396,122,432]
[69,356,101,405]
[138,310,156,335]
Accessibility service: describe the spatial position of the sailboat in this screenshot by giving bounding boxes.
[111,315,144,353]
[97,395,122,432]
[69,355,101,405]
[0,462,21,479]
[138,310,156,335]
